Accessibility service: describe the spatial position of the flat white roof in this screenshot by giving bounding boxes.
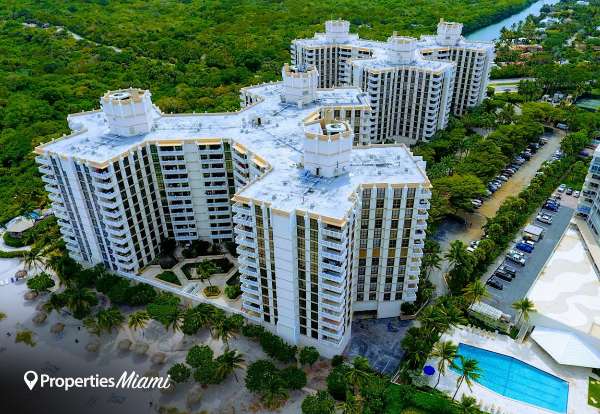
[38,82,429,220]
[524,224,545,236]
[528,226,600,344]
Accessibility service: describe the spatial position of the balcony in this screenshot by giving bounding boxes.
[321,260,343,273]
[415,220,427,231]
[233,214,253,226]
[321,318,343,332]
[93,180,114,191]
[35,155,51,165]
[240,265,259,278]
[320,308,344,323]
[238,255,257,268]
[321,228,346,240]
[112,244,131,254]
[235,235,256,249]
[235,225,255,238]
[91,170,111,180]
[321,298,343,312]
[48,193,63,202]
[321,290,343,303]
[107,226,128,237]
[321,248,347,261]
[320,238,345,251]
[101,208,121,219]
[98,198,119,210]
[41,175,58,186]
[410,247,424,258]
[322,279,344,294]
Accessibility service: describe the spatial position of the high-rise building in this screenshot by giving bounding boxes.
[291,19,494,143]
[36,67,430,356]
[577,147,600,240]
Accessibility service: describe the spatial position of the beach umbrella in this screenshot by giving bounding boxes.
[15,270,27,279]
[50,322,65,334]
[24,291,38,301]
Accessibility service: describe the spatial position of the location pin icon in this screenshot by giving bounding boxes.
[24,371,38,390]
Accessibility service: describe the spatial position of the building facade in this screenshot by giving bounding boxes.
[577,147,600,241]
[37,65,431,355]
[292,19,495,143]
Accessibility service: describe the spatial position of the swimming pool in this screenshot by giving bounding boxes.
[451,343,568,413]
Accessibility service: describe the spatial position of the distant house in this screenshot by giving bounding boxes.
[540,17,560,26]
[576,0,589,6]
[5,216,35,239]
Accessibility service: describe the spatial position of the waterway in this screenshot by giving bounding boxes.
[466,0,561,41]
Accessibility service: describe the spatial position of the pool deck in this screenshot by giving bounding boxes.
[429,327,594,414]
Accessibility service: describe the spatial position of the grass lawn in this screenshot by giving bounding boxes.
[157,271,181,286]
[589,377,600,408]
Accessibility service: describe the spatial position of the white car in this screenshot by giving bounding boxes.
[467,240,480,253]
[506,250,526,266]
[574,190,580,198]
[536,213,553,224]
[557,184,566,193]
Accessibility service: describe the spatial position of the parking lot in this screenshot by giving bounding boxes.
[481,198,576,318]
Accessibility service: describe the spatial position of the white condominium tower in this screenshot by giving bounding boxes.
[578,147,600,242]
[36,66,430,356]
[291,19,495,144]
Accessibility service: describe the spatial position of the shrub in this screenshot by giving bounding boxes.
[193,360,220,385]
[125,283,157,306]
[157,271,181,286]
[245,359,280,393]
[401,301,418,315]
[299,346,320,366]
[106,278,131,304]
[331,354,345,367]
[280,366,307,390]
[203,286,221,297]
[327,364,351,400]
[301,390,335,414]
[258,331,297,363]
[15,330,36,347]
[241,323,265,338]
[26,272,55,293]
[168,363,191,383]
[224,284,242,299]
[159,255,177,270]
[186,345,214,368]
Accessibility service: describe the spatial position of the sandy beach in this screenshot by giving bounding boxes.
[0,256,314,414]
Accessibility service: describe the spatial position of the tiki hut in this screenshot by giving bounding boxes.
[133,342,149,355]
[118,338,132,351]
[151,352,167,365]
[24,291,38,301]
[86,341,100,353]
[50,322,65,334]
[32,312,47,325]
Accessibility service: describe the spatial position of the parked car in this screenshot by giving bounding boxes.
[557,184,566,193]
[467,240,480,253]
[516,241,534,254]
[566,187,573,195]
[494,271,512,282]
[506,250,526,266]
[539,137,548,145]
[521,239,535,248]
[574,190,580,198]
[536,213,553,225]
[543,202,559,212]
[471,199,482,209]
[487,278,504,290]
[498,264,517,277]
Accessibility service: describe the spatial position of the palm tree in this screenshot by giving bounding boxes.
[430,340,458,389]
[24,248,45,273]
[216,348,244,382]
[197,260,218,286]
[445,240,467,270]
[336,393,364,414]
[128,311,150,331]
[96,307,124,334]
[512,298,536,327]
[165,309,183,332]
[422,239,442,279]
[458,395,480,414]
[214,318,236,345]
[63,287,98,319]
[345,357,372,396]
[452,356,481,400]
[462,280,491,306]
[42,292,65,314]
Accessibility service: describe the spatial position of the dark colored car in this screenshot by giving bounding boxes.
[498,264,517,277]
[494,271,512,282]
[543,202,559,212]
[487,278,504,290]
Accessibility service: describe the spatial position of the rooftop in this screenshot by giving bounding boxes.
[37,82,429,221]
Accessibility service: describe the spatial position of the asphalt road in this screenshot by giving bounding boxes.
[481,203,575,318]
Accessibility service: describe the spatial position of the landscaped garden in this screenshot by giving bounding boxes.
[156,271,181,286]
[182,257,234,281]
[589,377,600,409]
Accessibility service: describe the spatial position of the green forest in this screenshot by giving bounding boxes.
[0,0,538,223]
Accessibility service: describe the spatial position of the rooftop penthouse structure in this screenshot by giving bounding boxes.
[292,19,495,144]
[36,67,431,356]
